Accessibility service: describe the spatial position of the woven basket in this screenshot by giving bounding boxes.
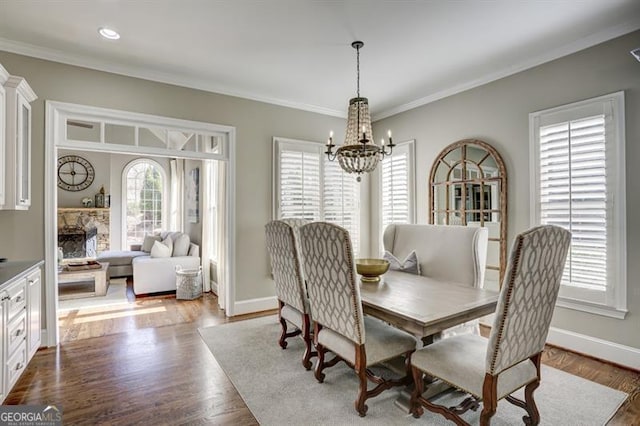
[175,265,203,300]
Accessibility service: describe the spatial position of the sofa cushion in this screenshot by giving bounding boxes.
[151,237,173,258]
[173,234,191,257]
[97,250,147,266]
[383,250,420,275]
[141,235,162,252]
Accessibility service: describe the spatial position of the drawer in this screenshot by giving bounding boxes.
[6,341,27,390]
[7,311,27,356]
[6,278,27,321]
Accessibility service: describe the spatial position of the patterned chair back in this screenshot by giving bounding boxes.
[485,225,571,375]
[265,219,308,314]
[299,222,365,345]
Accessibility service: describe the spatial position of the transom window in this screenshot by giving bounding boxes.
[123,159,167,247]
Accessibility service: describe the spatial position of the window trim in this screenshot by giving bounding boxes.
[121,158,169,249]
[529,91,627,319]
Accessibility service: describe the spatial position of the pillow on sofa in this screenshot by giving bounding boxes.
[172,234,191,257]
[141,235,161,252]
[383,250,421,275]
[150,236,173,258]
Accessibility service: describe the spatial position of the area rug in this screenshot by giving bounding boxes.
[199,316,627,425]
[58,278,129,312]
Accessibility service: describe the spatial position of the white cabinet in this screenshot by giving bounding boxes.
[0,65,9,206]
[0,263,41,402]
[26,269,41,359]
[2,75,37,210]
[2,276,28,393]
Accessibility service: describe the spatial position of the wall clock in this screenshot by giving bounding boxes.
[57,155,95,191]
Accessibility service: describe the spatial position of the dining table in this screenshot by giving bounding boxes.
[359,270,499,342]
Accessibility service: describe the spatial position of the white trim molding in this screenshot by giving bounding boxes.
[233,296,278,317]
[547,327,640,371]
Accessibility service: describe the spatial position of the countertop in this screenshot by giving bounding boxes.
[0,260,44,288]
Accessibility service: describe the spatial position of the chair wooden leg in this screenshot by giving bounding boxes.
[480,373,498,426]
[277,301,301,350]
[410,366,425,418]
[301,314,316,370]
[522,353,542,426]
[354,345,369,417]
[278,301,288,349]
[313,323,326,382]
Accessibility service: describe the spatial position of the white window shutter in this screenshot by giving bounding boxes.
[540,115,607,291]
[279,149,321,221]
[324,159,360,256]
[381,149,410,230]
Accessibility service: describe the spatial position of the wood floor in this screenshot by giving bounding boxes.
[5,287,640,425]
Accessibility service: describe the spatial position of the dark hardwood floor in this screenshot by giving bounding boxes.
[5,287,640,425]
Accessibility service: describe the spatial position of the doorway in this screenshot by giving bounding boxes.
[44,101,236,346]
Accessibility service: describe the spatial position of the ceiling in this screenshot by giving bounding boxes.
[0,1,639,120]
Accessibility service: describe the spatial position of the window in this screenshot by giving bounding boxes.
[530,92,626,318]
[381,140,415,231]
[274,137,361,255]
[123,159,167,248]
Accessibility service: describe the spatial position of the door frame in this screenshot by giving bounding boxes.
[44,100,237,346]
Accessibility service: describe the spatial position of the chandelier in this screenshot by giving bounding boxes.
[325,41,394,182]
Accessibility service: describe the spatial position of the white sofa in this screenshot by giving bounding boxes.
[98,231,200,295]
[383,224,489,338]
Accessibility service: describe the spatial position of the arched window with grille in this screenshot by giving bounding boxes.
[122,159,167,248]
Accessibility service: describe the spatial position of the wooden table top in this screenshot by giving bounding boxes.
[359,270,499,339]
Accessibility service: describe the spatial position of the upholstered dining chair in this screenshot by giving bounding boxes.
[265,219,315,370]
[299,221,417,417]
[409,225,571,425]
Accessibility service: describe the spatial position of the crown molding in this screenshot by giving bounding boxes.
[373,21,640,121]
[0,37,346,118]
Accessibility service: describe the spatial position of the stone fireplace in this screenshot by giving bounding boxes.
[57,208,110,258]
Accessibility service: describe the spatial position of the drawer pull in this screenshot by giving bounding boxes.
[28,280,34,284]
[15,362,23,371]
[1,296,9,301]
[14,296,23,303]
[15,329,23,337]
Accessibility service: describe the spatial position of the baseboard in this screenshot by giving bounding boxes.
[210,280,218,295]
[233,296,278,316]
[547,327,640,371]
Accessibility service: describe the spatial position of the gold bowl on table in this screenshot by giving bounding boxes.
[355,259,390,284]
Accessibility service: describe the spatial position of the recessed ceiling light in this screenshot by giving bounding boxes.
[98,27,120,40]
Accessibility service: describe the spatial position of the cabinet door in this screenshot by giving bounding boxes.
[0,300,5,402]
[0,83,5,206]
[16,95,31,208]
[27,269,41,359]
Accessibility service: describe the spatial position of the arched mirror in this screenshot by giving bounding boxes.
[429,139,507,290]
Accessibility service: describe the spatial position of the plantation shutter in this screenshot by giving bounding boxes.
[539,115,607,291]
[279,148,321,221]
[324,159,360,255]
[381,149,410,230]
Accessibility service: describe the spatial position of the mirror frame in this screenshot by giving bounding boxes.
[428,139,508,286]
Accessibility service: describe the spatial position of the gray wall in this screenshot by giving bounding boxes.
[373,30,640,349]
[0,51,345,306]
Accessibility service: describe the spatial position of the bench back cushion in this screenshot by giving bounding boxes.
[383,224,488,288]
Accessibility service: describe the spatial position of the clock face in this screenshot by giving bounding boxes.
[57,155,95,191]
